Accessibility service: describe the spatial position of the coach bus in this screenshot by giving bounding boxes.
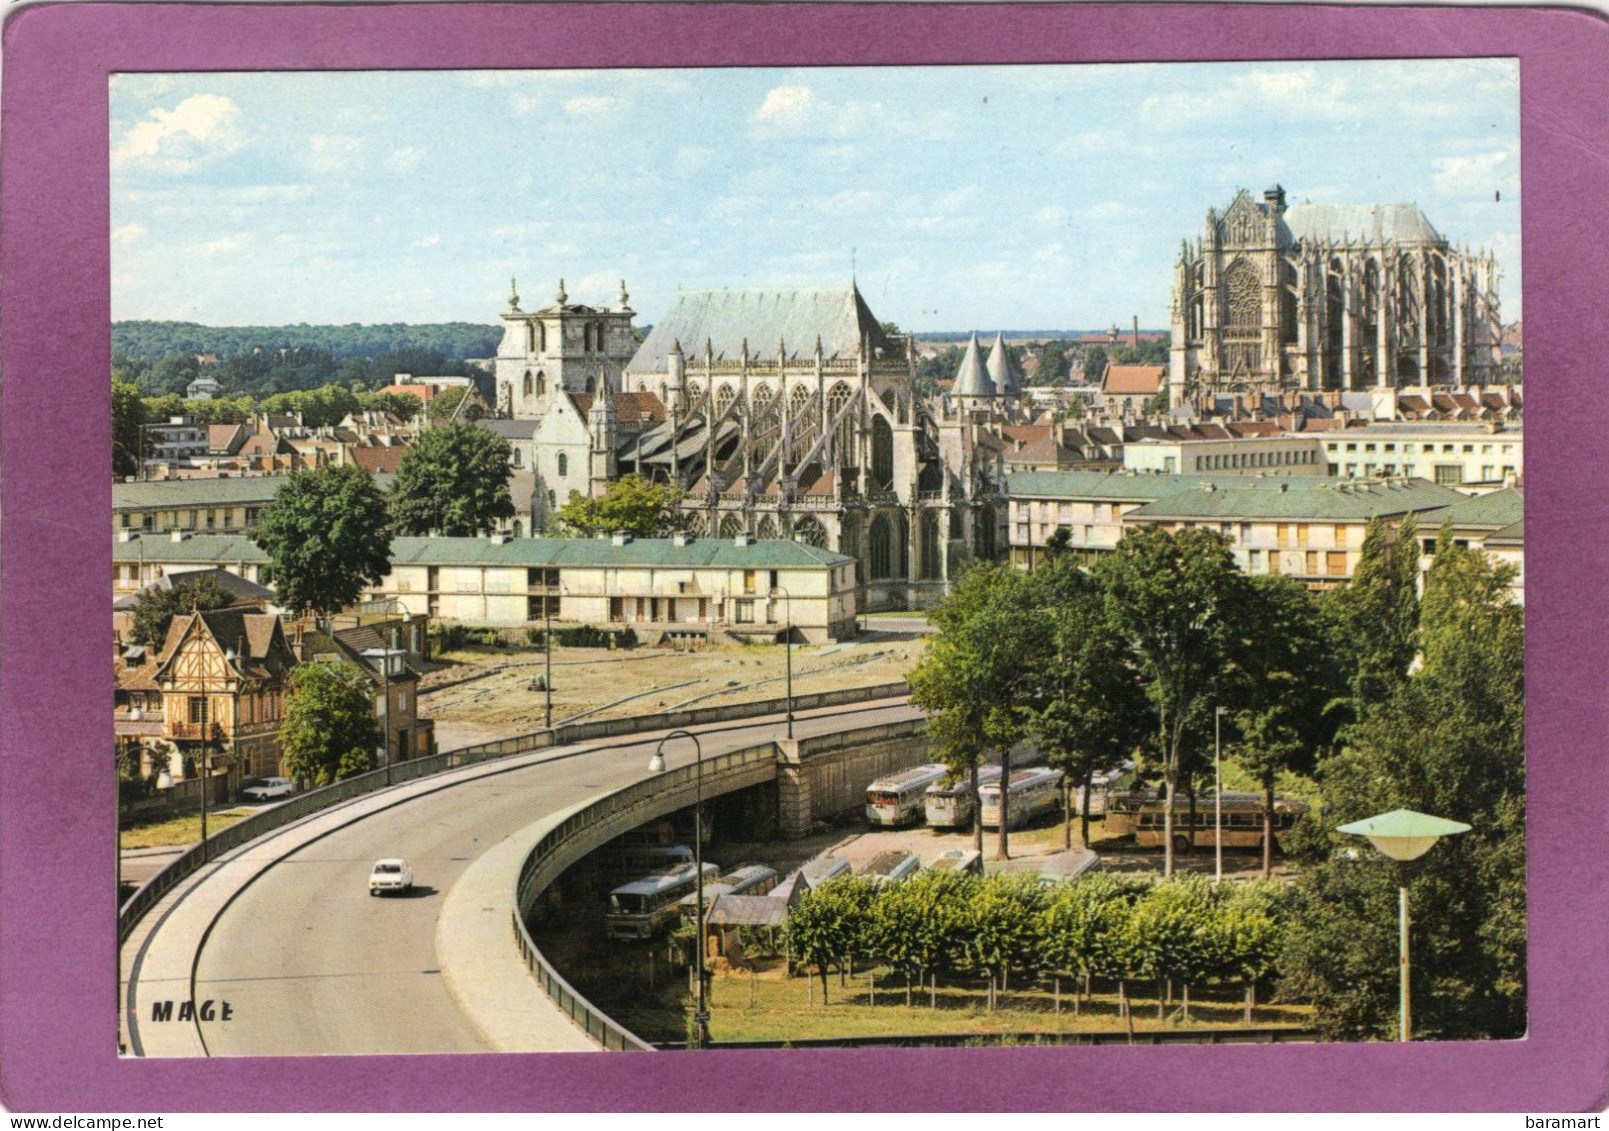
[798,855,852,889]
[923,765,1004,829]
[979,767,1065,830]
[605,862,719,940]
[1124,792,1309,854]
[860,850,921,886]
[866,763,950,826]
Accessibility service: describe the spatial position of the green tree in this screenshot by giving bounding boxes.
[871,871,975,1007]
[426,385,478,425]
[1327,514,1420,726]
[1039,873,1137,1003]
[784,877,874,1005]
[253,465,393,617]
[280,660,380,786]
[556,474,685,539]
[908,563,1046,858]
[1228,574,1345,877]
[963,874,1046,1004]
[1279,534,1524,1040]
[389,421,515,536]
[1128,877,1214,1014]
[1095,526,1248,876]
[358,390,425,421]
[1027,559,1151,847]
[130,572,235,650]
[113,379,147,479]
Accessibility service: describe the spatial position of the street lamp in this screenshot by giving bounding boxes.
[770,586,793,739]
[1337,808,1471,1042]
[1214,706,1228,886]
[647,729,708,1050]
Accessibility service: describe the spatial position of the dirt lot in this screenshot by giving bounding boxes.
[420,623,929,749]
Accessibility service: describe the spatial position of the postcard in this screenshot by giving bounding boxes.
[4,1,1608,1115]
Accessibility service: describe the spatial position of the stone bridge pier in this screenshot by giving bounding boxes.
[773,719,932,837]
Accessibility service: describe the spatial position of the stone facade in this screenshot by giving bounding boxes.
[1170,186,1504,404]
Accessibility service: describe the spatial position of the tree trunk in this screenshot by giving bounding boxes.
[931,970,937,1010]
[1186,782,1199,860]
[1157,979,1166,1020]
[1080,768,1095,849]
[820,966,829,1006]
[1245,980,1255,1025]
[997,747,1013,860]
[749,968,756,1010]
[1054,976,1061,1016]
[808,970,814,1008]
[906,972,913,1009]
[1063,778,1073,850]
[971,761,983,855]
[1183,982,1190,1023]
[869,971,875,1008]
[1163,766,1177,878]
[1263,779,1276,879]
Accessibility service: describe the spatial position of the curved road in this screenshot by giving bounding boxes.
[125,698,919,1057]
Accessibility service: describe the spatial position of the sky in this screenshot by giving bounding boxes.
[110,60,1521,332]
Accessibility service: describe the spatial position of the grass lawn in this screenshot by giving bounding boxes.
[120,809,249,849]
[709,965,1308,1044]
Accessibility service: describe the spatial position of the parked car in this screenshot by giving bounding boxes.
[368,859,414,896]
[241,777,296,801]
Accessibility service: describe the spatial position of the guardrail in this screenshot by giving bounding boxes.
[118,678,909,945]
[510,740,780,1052]
[655,1026,1318,1050]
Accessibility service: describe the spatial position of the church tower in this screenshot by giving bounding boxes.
[494,277,639,419]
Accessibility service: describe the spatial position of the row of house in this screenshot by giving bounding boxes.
[112,532,861,644]
[137,411,416,480]
[1006,469,1524,600]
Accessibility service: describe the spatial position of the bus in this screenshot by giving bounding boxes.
[1126,792,1309,854]
[979,767,1065,830]
[678,863,779,919]
[798,855,852,889]
[860,850,921,886]
[866,763,950,826]
[923,765,1004,829]
[605,862,719,940]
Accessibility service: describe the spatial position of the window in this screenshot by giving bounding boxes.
[1296,524,1309,549]
[557,453,567,477]
[1482,465,1495,481]
[188,697,207,724]
[1305,551,1319,575]
[1434,465,1464,486]
[1248,549,1262,571]
[734,599,754,624]
[1277,524,1292,549]
[1327,551,1347,576]
[397,689,408,712]
[743,570,756,593]
[120,513,130,529]
[1267,553,1281,575]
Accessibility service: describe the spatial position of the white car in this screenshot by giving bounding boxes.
[242,777,296,801]
[368,859,414,896]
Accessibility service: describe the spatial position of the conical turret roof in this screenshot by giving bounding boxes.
[985,333,1020,396]
[952,333,995,399]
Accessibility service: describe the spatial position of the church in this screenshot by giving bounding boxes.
[1168,186,1504,405]
[491,281,1018,610]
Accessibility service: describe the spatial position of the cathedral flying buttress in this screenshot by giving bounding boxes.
[1169,186,1504,406]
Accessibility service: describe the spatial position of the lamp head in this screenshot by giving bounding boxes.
[647,752,667,774]
[1337,809,1471,862]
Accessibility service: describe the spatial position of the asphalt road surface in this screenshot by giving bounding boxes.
[151,699,918,1057]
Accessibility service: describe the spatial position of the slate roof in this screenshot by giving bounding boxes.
[951,333,994,398]
[986,333,1022,396]
[115,533,851,571]
[112,566,275,610]
[1126,478,1465,522]
[1485,519,1524,545]
[1430,486,1524,530]
[1007,470,1245,501]
[626,285,889,375]
[113,472,395,510]
[477,419,539,441]
[1284,202,1442,245]
[705,894,789,928]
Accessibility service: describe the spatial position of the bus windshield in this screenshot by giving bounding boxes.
[868,791,900,807]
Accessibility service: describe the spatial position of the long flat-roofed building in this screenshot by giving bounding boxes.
[113,533,858,644]
[1313,422,1521,488]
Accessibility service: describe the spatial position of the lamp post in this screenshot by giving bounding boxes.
[1214,706,1227,886]
[770,586,793,738]
[647,729,708,1049]
[1337,808,1471,1042]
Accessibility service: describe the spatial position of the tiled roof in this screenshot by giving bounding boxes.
[1003,436,1074,466]
[1127,478,1464,522]
[626,285,888,375]
[208,424,248,453]
[350,446,409,474]
[612,391,667,426]
[1101,365,1165,396]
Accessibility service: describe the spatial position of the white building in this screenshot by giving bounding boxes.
[1314,422,1521,488]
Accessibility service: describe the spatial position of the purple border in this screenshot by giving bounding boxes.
[3,2,1606,1113]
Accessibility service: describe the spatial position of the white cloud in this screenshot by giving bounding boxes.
[197,234,250,257]
[112,93,242,170]
[111,223,146,246]
[413,234,441,249]
[565,95,619,118]
[674,147,713,175]
[1433,150,1514,196]
[754,85,817,130]
[387,146,427,174]
[303,135,363,175]
[750,83,958,142]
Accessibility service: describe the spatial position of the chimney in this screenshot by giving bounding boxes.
[733,534,754,547]
[672,533,692,547]
[612,531,633,546]
[1131,316,1140,350]
[171,530,189,543]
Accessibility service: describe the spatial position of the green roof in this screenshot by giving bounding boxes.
[114,533,851,571]
[114,534,269,563]
[388,535,853,569]
[114,473,395,511]
[1007,469,1272,502]
[1127,478,1464,522]
[1428,487,1524,530]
